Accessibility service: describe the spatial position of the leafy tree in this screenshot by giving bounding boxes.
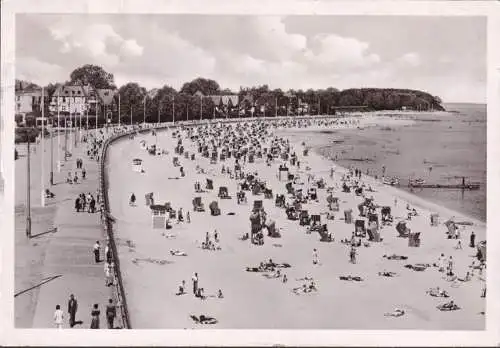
[70,64,115,89]
[118,82,147,124]
[180,77,220,96]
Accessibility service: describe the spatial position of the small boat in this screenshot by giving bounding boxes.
[383,177,400,186]
[408,178,425,187]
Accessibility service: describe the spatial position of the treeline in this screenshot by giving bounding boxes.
[17,64,445,124]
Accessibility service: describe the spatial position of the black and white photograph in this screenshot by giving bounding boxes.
[2,0,500,346]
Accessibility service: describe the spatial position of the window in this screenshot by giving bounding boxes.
[17,103,21,110]
[62,97,66,103]
[72,91,75,95]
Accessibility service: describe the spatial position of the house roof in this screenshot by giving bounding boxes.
[96,89,116,106]
[54,84,87,97]
[209,95,239,106]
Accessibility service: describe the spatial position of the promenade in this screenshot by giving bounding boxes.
[15,130,117,329]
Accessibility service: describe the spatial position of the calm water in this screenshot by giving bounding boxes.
[286,103,487,221]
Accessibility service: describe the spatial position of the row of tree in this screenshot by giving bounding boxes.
[17,64,446,124]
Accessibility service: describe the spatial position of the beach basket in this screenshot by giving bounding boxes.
[344,209,353,224]
[430,213,439,226]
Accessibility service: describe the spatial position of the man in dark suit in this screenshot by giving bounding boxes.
[68,294,78,328]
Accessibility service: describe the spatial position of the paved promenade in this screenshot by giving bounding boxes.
[15,131,117,329]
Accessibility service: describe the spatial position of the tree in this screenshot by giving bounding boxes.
[118,83,147,124]
[70,64,115,89]
[180,77,220,96]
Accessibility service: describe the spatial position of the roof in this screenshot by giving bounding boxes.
[96,88,115,105]
[54,84,87,97]
[210,95,239,106]
[16,88,42,97]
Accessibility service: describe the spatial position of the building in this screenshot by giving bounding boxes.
[209,95,239,108]
[15,88,43,114]
[49,83,116,116]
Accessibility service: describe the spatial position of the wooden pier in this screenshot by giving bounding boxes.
[408,177,480,190]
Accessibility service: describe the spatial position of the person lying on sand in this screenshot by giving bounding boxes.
[190,314,218,324]
[437,301,460,311]
[339,275,363,282]
[170,250,187,256]
[292,282,318,295]
[296,276,314,281]
[405,263,430,271]
[383,254,408,260]
[176,280,186,295]
[378,271,398,277]
[264,270,282,279]
[384,308,405,317]
[427,287,449,297]
[458,272,472,282]
[246,263,267,272]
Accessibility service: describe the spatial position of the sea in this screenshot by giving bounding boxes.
[283,103,487,222]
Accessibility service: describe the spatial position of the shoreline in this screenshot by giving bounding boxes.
[106,117,485,329]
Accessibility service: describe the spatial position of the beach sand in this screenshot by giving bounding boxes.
[106,118,485,330]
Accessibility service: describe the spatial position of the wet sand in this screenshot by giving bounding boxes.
[106,118,485,330]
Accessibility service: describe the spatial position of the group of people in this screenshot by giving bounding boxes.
[53,294,117,329]
[175,272,224,300]
[74,192,97,213]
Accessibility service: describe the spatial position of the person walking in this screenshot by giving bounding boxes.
[192,272,199,295]
[437,253,446,272]
[90,304,100,329]
[312,248,319,265]
[54,304,64,329]
[186,211,190,223]
[90,196,96,213]
[75,196,81,213]
[105,299,116,329]
[68,294,78,328]
[350,246,357,264]
[93,241,101,263]
[82,167,86,180]
[470,231,476,248]
[447,256,454,276]
[105,243,112,264]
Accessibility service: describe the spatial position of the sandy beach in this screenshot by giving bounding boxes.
[105,117,486,330]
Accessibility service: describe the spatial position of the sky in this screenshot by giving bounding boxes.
[16,14,486,103]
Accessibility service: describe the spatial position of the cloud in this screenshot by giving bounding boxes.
[49,21,144,67]
[15,15,486,103]
[16,57,66,85]
[305,34,381,71]
[398,52,421,67]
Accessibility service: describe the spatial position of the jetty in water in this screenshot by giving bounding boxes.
[408,177,480,190]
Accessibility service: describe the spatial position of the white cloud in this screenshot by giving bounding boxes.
[49,21,144,67]
[16,57,66,85]
[251,17,307,61]
[121,39,143,57]
[308,34,381,69]
[398,52,421,67]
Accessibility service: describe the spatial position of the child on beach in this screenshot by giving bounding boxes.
[312,249,319,265]
[349,246,357,264]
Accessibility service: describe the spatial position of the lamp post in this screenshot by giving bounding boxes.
[50,115,54,186]
[200,95,203,121]
[95,101,98,132]
[172,95,175,124]
[64,111,68,162]
[143,97,146,125]
[118,93,121,127]
[57,90,60,171]
[26,129,31,238]
[41,87,46,207]
[157,99,161,124]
